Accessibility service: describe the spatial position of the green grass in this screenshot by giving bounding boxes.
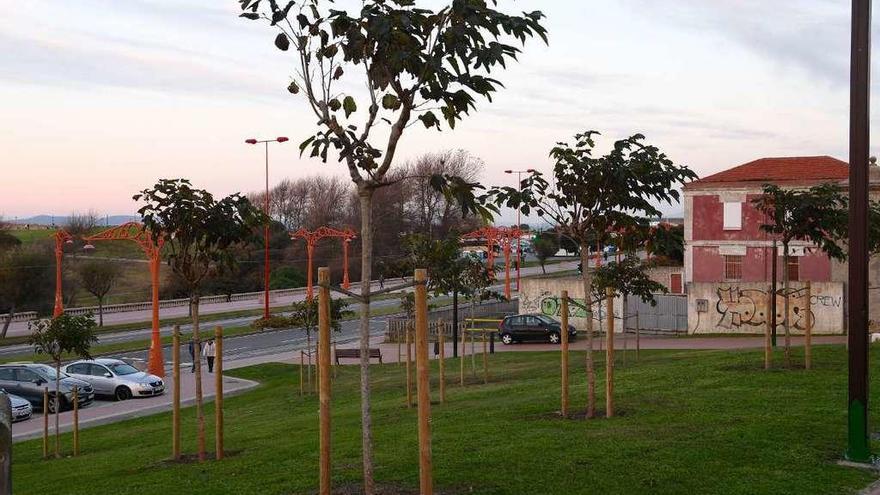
[13,345,880,494]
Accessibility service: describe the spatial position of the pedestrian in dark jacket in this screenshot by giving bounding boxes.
[188,338,197,373]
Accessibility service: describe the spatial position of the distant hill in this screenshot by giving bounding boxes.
[9,215,140,227]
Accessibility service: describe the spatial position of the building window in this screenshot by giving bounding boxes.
[787,256,799,282]
[723,202,742,230]
[724,255,743,280]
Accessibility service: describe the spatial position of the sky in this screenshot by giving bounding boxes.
[0,0,872,224]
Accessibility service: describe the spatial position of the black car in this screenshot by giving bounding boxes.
[498,314,577,344]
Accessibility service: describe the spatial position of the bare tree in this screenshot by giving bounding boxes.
[64,210,99,237]
[78,261,123,326]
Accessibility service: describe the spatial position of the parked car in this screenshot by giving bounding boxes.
[0,363,94,413]
[3,390,33,422]
[63,358,164,401]
[498,314,577,344]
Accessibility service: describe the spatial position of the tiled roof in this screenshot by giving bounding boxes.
[686,156,849,188]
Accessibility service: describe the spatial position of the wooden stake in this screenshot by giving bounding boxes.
[460,327,465,387]
[299,351,304,397]
[482,331,488,384]
[172,326,181,460]
[397,321,402,367]
[439,321,446,404]
[764,287,772,370]
[406,323,413,408]
[561,290,570,417]
[805,281,812,370]
[318,267,332,495]
[606,288,615,418]
[635,313,640,362]
[332,340,338,379]
[215,326,224,460]
[42,387,48,459]
[72,386,79,456]
[414,269,433,495]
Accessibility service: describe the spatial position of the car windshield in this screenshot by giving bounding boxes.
[109,363,139,376]
[33,365,65,380]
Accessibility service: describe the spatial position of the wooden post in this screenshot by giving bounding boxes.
[406,324,413,408]
[482,331,488,384]
[635,313,640,361]
[172,326,181,460]
[332,341,338,379]
[622,311,628,367]
[561,290,570,417]
[215,326,224,460]
[397,321,402,367]
[72,386,79,456]
[805,281,812,370]
[460,326,465,387]
[414,269,433,495]
[0,392,10,494]
[765,287,772,370]
[470,325,476,378]
[318,267,332,495]
[42,387,48,459]
[299,351,304,397]
[439,321,446,404]
[606,288,615,418]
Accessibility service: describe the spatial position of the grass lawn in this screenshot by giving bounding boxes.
[13,345,880,494]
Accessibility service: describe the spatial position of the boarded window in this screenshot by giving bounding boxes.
[723,202,742,230]
[724,255,743,280]
[670,273,683,294]
[787,256,799,282]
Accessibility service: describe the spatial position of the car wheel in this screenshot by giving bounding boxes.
[501,333,514,345]
[115,386,132,401]
[549,332,561,344]
[46,394,63,414]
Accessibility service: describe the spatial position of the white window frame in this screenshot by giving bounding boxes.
[722,202,742,231]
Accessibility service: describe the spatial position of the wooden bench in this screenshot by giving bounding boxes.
[335,348,383,365]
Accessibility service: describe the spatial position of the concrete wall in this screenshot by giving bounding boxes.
[519,275,624,333]
[687,281,844,335]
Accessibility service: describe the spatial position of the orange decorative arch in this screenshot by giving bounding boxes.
[462,226,522,300]
[290,227,357,300]
[85,223,166,377]
[52,229,74,317]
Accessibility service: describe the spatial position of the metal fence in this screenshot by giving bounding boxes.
[626,294,688,334]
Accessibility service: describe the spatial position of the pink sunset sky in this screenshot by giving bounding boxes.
[0,1,875,222]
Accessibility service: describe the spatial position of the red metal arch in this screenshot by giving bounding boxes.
[84,223,166,377]
[290,227,357,300]
[462,226,522,299]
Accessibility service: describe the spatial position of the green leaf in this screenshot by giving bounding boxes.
[239,12,260,20]
[382,94,401,110]
[329,99,341,112]
[419,111,438,129]
[274,33,290,51]
[343,96,357,118]
[287,81,300,94]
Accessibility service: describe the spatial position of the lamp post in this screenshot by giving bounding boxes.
[246,137,289,321]
[504,169,535,292]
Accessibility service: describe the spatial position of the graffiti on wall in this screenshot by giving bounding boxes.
[714,286,841,330]
[519,290,603,320]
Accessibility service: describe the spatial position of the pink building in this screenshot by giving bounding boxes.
[683,156,850,286]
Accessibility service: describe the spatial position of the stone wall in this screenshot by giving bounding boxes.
[645,265,684,293]
[687,281,844,335]
[519,274,624,333]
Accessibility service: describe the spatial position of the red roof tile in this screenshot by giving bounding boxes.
[686,156,849,188]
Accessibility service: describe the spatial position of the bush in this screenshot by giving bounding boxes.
[251,315,297,330]
[270,266,306,290]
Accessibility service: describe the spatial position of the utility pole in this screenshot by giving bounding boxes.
[846,0,872,464]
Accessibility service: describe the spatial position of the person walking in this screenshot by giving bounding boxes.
[203,339,216,373]
[187,337,197,373]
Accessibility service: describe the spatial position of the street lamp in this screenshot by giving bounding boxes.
[504,169,535,291]
[246,136,289,320]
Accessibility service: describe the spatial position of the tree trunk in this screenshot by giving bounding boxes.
[782,244,791,367]
[452,290,458,358]
[54,360,61,458]
[98,298,104,327]
[0,305,14,339]
[540,260,546,274]
[192,297,206,462]
[579,244,596,419]
[357,189,376,494]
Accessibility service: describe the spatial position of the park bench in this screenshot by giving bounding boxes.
[335,348,383,365]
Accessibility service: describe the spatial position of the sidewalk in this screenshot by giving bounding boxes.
[12,366,259,442]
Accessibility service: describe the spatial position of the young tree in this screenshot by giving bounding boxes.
[28,314,97,458]
[490,131,695,418]
[77,261,123,326]
[0,246,54,338]
[134,178,264,462]
[752,183,847,367]
[532,233,560,274]
[240,2,545,488]
[289,296,352,375]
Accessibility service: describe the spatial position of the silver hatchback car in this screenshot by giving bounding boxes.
[63,359,165,401]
